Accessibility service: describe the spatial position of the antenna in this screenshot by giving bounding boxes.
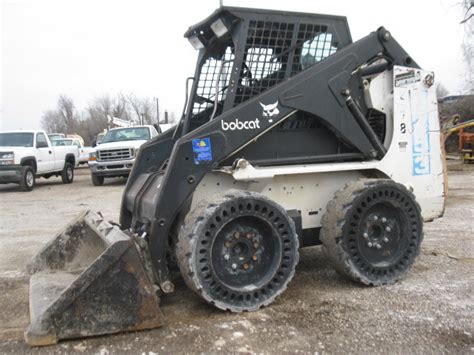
[219,0,223,7]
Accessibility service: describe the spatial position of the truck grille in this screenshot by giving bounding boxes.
[97,148,133,161]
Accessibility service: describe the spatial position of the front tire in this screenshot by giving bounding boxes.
[61,162,74,184]
[19,166,35,191]
[177,190,299,312]
[91,174,104,186]
[320,179,423,286]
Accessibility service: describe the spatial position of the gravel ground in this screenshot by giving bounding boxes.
[0,164,472,353]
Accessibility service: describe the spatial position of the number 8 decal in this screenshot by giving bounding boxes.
[400,123,406,134]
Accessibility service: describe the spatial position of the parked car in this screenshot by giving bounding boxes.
[52,138,92,165]
[0,130,77,191]
[47,133,65,141]
[88,125,158,186]
[92,131,106,147]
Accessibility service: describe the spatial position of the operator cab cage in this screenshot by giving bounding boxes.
[181,7,353,140]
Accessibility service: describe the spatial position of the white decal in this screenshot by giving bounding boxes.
[260,101,280,122]
[221,118,261,131]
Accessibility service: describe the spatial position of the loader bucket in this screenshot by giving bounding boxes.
[24,211,164,346]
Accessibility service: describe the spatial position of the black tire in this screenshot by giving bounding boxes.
[176,190,299,312]
[61,162,74,184]
[91,174,104,186]
[19,166,35,191]
[320,179,423,286]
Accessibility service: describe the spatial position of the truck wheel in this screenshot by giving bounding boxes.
[61,162,74,184]
[320,179,423,286]
[176,190,299,312]
[19,166,35,191]
[91,174,104,186]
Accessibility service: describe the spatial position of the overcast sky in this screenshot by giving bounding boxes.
[0,0,468,131]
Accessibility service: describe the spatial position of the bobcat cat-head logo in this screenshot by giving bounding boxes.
[260,101,280,122]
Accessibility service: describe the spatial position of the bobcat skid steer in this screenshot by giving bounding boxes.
[25,7,445,346]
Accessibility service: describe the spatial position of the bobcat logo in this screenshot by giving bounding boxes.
[260,101,280,123]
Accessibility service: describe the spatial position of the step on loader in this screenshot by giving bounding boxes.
[25,7,445,346]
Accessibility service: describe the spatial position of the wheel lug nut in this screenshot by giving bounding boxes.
[367,242,373,248]
[385,226,391,232]
[376,244,382,249]
[243,263,249,270]
[234,232,240,239]
[381,217,387,223]
[363,232,369,239]
[231,263,237,270]
[383,237,389,243]
[373,215,378,221]
[246,233,252,239]
[253,242,259,248]
[224,254,230,260]
[225,242,231,248]
[252,255,257,261]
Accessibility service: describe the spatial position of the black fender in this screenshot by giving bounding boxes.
[65,154,76,167]
[20,156,37,172]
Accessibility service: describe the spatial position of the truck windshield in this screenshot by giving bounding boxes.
[101,127,150,143]
[0,133,34,147]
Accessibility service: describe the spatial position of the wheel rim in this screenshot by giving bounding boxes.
[357,204,406,266]
[345,186,421,275]
[210,215,281,291]
[26,171,34,187]
[67,167,73,180]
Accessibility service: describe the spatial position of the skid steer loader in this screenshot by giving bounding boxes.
[25,7,445,346]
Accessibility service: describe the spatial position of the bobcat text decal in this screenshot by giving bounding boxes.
[221,118,261,131]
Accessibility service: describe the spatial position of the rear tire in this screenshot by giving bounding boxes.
[320,179,423,286]
[19,166,35,191]
[61,162,74,184]
[176,190,299,312]
[91,174,104,186]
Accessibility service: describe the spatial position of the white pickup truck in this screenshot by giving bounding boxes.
[88,125,158,186]
[52,138,93,165]
[0,130,78,191]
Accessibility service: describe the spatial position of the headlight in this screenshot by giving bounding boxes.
[0,152,14,165]
[0,152,14,159]
[88,152,97,161]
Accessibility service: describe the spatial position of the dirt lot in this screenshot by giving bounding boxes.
[0,165,473,353]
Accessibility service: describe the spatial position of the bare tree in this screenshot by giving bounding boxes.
[126,94,156,124]
[112,93,130,119]
[40,95,78,134]
[57,95,78,133]
[436,83,449,98]
[41,110,65,133]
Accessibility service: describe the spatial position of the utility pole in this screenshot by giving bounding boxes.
[155,97,161,133]
[155,97,160,123]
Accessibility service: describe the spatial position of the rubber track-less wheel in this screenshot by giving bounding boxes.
[177,190,299,312]
[320,179,423,286]
[61,162,74,184]
[19,166,35,191]
[91,174,104,186]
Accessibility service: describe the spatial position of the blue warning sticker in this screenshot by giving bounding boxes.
[192,138,213,165]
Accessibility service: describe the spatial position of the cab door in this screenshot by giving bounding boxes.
[35,133,55,173]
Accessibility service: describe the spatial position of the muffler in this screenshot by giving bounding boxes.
[24,211,163,346]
